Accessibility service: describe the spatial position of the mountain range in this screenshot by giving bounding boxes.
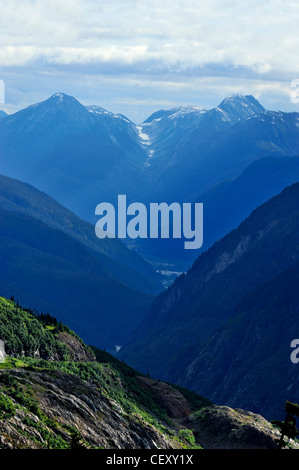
[0,92,298,423]
[0,93,298,273]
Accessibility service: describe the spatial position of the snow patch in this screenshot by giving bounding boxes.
[88,106,110,116]
[169,106,207,120]
[136,125,151,145]
[52,93,65,102]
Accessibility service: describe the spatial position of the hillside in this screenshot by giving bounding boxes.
[178,262,299,420]
[120,183,299,395]
[0,209,152,351]
[0,173,162,296]
[0,296,207,449]
[0,297,297,450]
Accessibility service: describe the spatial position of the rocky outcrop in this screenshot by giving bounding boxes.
[136,377,192,419]
[1,368,297,450]
[183,405,299,449]
[57,332,95,362]
[0,369,176,450]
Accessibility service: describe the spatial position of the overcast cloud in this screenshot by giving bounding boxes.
[0,0,298,122]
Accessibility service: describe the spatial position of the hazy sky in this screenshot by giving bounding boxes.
[0,0,298,122]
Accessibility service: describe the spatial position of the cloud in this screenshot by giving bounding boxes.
[0,0,298,73]
[0,0,298,120]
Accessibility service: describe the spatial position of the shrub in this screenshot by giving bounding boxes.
[0,392,16,419]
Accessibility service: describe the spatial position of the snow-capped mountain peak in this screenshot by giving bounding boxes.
[217,94,265,121]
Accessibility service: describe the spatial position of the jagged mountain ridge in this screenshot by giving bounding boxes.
[138,94,265,178]
[1,93,297,215]
[1,92,298,272]
[138,103,299,206]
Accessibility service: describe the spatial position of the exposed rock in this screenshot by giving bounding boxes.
[0,369,177,450]
[184,405,299,449]
[57,332,95,362]
[136,376,192,419]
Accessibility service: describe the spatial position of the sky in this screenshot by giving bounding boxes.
[0,0,298,123]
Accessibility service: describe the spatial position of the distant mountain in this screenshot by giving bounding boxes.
[120,183,299,387]
[1,92,298,275]
[139,105,208,170]
[0,173,163,295]
[0,110,6,119]
[193,156,299,255]
[1,93,297,220]
[126,96,299,269]
[178,262,299,420]
[0,93,148,221]
[136,94,265,198]
[137,98,298,205]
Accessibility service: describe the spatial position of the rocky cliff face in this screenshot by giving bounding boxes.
[1,368,297,449]
[135,377,192,419]
[0,369,176,449]
[183,406,299,450]
[56,332,96,362]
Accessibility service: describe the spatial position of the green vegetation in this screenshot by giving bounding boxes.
[276,401,299,449]
[91,346,211,420]
[0,297,69,360]
[0,392,16,419]
[0,370,70,448]
[0,296,209,449]
[178,428,196,446]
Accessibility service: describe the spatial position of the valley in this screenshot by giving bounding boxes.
[0,92,298,447]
